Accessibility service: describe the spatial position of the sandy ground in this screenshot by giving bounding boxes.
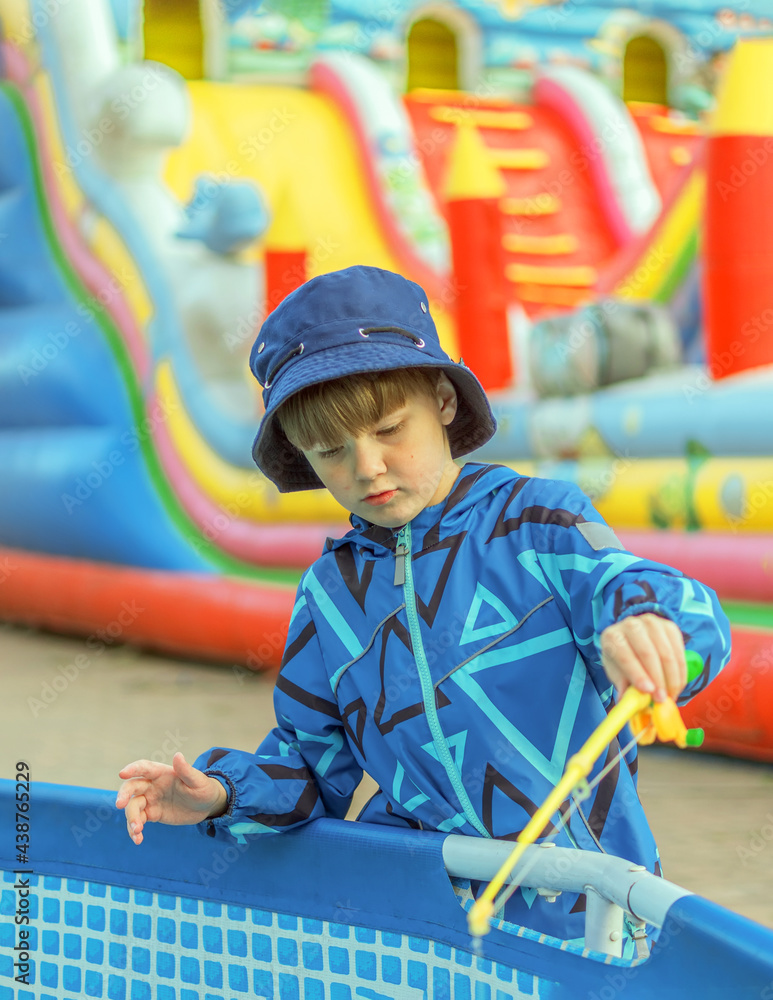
[3,622,773,928]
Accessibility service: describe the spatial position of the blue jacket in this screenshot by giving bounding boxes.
[195,463,730,939]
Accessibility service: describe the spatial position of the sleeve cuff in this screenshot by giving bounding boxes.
[201,770,237,834]
[616,605,676,624]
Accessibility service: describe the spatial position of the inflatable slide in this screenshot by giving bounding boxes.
[0,1,455,663]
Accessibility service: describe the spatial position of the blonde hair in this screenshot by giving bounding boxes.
[277,367,442,450]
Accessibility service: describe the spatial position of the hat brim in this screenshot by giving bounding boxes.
[252,342,496,492]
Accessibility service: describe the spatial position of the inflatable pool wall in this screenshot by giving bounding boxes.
[2,781,773,1000]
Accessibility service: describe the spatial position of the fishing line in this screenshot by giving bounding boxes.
[489,728,647,917]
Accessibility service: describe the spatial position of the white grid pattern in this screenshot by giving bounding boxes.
[0,869,544,999]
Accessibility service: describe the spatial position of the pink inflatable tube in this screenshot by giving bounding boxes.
[152,402,338,569]
[618,530,773,604]
[3,42,151,382]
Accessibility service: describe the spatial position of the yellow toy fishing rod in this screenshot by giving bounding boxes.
[467,652,706,939]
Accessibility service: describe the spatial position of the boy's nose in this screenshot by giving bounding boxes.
[352,440,387,481]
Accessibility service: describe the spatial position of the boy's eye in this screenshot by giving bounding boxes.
[378,422,403,437]
[318,446,341,459]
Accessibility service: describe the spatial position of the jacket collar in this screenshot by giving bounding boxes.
[324,463,518,556]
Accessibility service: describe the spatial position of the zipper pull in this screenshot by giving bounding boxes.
[394,529,407,587]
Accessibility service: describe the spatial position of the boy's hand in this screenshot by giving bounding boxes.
[116,752,228,845]
[600,613,686,703]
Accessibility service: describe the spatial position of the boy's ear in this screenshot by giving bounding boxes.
[436,373,458,426]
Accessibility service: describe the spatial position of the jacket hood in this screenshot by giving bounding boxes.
[324,462,519,557]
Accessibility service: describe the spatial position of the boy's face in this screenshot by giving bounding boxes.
[301,376,460,529]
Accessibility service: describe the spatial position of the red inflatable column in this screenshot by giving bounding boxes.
[704,38,773,379]
[443,123,513,391]
[264,188,307,316]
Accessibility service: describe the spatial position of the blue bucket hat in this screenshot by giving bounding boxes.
[249,266,497,492]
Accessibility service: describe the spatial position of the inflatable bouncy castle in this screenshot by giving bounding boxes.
[1,0,773,765]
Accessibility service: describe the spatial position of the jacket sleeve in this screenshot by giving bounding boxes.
[526,477,731,704]
[194,580,363,843]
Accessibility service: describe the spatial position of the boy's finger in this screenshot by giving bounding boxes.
[115,783,134,808]
[631,614,685,700]
[119,759,174,779]
[124,796,146,843]
[172,752,197,785]
[601,625,657,696]
[115,778,153,808]
[662,621,687,697]
[637,621,675,700]
[623,617,674,700]
[656,632,686,699]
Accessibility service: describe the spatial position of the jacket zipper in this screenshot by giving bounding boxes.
[396,523,490,838]
[394,535,407,586]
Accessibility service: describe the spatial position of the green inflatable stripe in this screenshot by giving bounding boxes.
[653,226,699,304]
[5,82,300,586]
[722,601,773,632]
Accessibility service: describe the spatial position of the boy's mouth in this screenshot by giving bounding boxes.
[363,490,397,506]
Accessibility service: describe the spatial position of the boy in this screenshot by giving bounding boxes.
[117,265,730,942]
